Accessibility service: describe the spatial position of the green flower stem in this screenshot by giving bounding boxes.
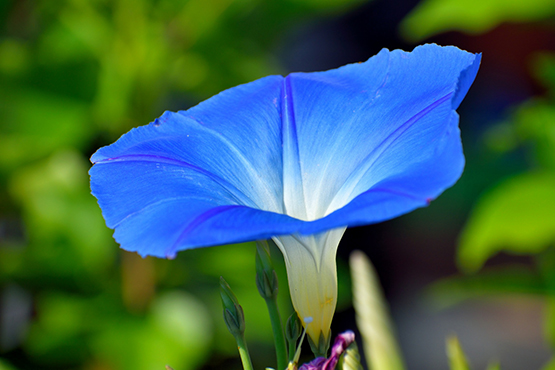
[220,277,254,370]
[285,313,302,363]
[256,240,288,370]
[288,338,297,363]
[265,296,288,370]
[235,335,254,370]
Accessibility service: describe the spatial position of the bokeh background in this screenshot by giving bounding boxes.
[1,0,555,369]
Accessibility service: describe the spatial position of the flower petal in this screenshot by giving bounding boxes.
[281,44,480,227]
[90,76,289,257]
[272,228,345,348]
[91,75,284,213]
[90,44,480,257]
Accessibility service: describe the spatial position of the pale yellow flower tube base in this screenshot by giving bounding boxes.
[272,227,346,354]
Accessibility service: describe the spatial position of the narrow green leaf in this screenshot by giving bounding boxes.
[446,336,470,370]
[350,250,406,370]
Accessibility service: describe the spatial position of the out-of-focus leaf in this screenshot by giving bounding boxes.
[0,1,378,369]
[428,266,544,308]
[482,122,520,154]
[513,99,555,171]
[0,88,90,169]
[350,251,405,370]
[91,291,212,370]
[532,53,555,94]
[400,0,555,41]
[458,172,555,273]
[8,150,115,278]
[37,23,94,64]
[543,356,555,370]
[25,292,93,363]
[486,361,501,370]
[543,293,555,349]
[537,247,555,291]
[537,249,555,349]
[285,0,367,11]
[0,39,30,75]
[446,336,470,370]
[0,359,17,370]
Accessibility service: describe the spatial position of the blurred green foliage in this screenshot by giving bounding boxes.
[350,251,405,370]
[458,51,555,269]
[446,336,471,370]
[446,335,500,370]
[0,360,16,370]
[458,172,555,273]
[400,0,555,41]
[398,0,555,367]
[0,0,363,369]
[428,30,555,370]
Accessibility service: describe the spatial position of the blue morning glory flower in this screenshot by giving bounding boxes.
[90,44,480,350]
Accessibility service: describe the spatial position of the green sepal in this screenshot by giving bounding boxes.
[307,330,331,358]
[286,312,302,362]
[286,312,302,344]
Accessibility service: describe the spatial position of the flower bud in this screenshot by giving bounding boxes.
[219,276,245,337]
[256,241,279,300]
[286,312,302,345]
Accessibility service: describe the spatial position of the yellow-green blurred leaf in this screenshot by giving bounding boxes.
[91,291,212,370]
[26,292,88,357]
[8,150,115,276]
[428,266,544,308]
[0,39,30,75]
[0,359,17,370]
[513,99,555,171]
[400,0,555,41]
[486,361,501,370]
[285,0,367,12]
[544,298,555,351]
[350,251,405,370]
[446,336,470,370]
[458,172,555,273]
[531,53,555,93]
[542,356,555,370]
[0,89,90,169]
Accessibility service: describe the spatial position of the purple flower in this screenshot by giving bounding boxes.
[299,331,356,370]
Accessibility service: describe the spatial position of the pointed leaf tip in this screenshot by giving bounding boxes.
[446,335,470,370]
